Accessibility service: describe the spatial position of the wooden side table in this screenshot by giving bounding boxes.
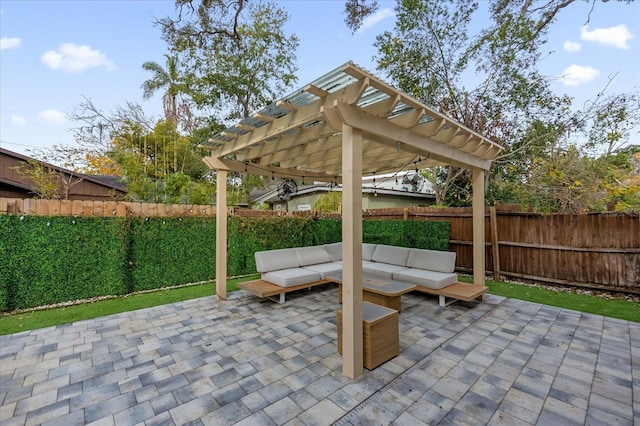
[337,302,399,369]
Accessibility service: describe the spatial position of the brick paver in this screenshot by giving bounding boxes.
[1,285,638,425]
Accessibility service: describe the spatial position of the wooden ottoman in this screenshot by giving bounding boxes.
[337,302,399,369]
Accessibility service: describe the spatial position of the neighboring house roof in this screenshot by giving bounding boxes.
[252,175,436,206]
[0,147,127,199]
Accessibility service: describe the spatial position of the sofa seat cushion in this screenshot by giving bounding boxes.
[302,262,342,279]
[393,268,458,290]
[262,268,322,288]
[255,248,299,273]
[363,262,409,280]
[372,244,411,266]
[407,248,456,273]
[295,246,331,266]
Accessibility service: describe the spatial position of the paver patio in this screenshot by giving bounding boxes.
[1,285,638,425]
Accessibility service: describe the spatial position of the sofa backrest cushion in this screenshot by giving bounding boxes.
[372,244,410,266]
[362,243,377,261]
[295,246,332,266]
[324,242,343,262]
[407,248,456,273]
[255,248,299,273]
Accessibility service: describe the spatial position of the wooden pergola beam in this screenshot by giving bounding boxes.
[203,156,342,184]
[332,102,492,170]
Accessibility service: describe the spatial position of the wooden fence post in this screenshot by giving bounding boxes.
[489,206,500,280]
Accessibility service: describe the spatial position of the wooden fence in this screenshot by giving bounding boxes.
[0,198,216,217]
[2,198,638,293]
[359,206,640,293]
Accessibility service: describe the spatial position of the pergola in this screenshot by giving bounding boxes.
[201,62,504,379]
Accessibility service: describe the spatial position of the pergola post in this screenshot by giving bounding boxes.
[341,124,364,379]
[216,169,228,300]
[472,167,486,287]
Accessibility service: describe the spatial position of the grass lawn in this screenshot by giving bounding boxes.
[1,274,637,336]
[459,275,640,323]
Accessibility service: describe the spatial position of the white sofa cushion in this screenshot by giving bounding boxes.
[295,246,331,266]
[372,244,411,266]
[407,248,456,273]
[362,243,377,261]
[302,262,342,279]
[324,243,343,262]
[393,268,458,290]
[363,263,409,280]
[255,248,299,273]
[262,268,322,287]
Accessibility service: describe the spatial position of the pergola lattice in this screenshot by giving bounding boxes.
[202,62,504,379]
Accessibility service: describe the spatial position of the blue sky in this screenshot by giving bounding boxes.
[1,0,638,158]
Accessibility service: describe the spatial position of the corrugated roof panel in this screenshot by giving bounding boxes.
[285,90,319,106]
[260,103,290,120]
[357,87,388,108]
[417,114,436,124]
[225,127,249,136]
[387,102,413,119]
[311,66,357,93]
[239,116,268,129]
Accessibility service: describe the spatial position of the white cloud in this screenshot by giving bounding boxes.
[41,43,115,73]
[580,24,634,49]
[10,115,27,126]
[37,109,67,125]
[559,64,600,86]
[358,8,395,32]
[1,37,21,50]
[563,40,582,52]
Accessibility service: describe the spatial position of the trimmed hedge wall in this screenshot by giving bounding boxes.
[0,216,449,311]
[130,218,217,291]
[0,216,128,311]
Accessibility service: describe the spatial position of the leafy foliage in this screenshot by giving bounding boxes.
[11,159,64,200]
[227,217,316,275]
[0,215,450,311]
[363,220,450,251]
[141,54,192,129]
[129,218,217,291]
[373,0,638,212]
[161,1,299,121]
[313,192,342,213]
[0,216,128,310]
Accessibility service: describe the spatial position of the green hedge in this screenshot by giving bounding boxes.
[0,216,449,311]
[0,216,128,310]
[227,217,316,276]
[363,220,450,251]
[130,218,217,291]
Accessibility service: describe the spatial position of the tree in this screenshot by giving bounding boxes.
[111,119,215,203]
[159,1,299,121]
[157,0,248,42]
[142,54,187,128]
[12,159,62,200]
[373,0,638,209]
[345,0,635,33]
[158,1,298,205]
[314,191,342,213]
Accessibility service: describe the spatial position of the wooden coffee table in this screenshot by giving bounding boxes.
[327,273,416,311]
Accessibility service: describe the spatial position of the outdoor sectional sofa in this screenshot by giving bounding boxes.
[239,243,487,305]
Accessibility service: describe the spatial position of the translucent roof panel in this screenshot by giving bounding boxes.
[202,61,504,172]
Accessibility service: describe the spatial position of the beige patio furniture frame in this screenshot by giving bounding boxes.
[201,62,504,379]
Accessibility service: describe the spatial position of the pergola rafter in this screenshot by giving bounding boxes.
[201,62,505,380]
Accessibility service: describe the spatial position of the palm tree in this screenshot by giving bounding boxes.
[141,55,186,127]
